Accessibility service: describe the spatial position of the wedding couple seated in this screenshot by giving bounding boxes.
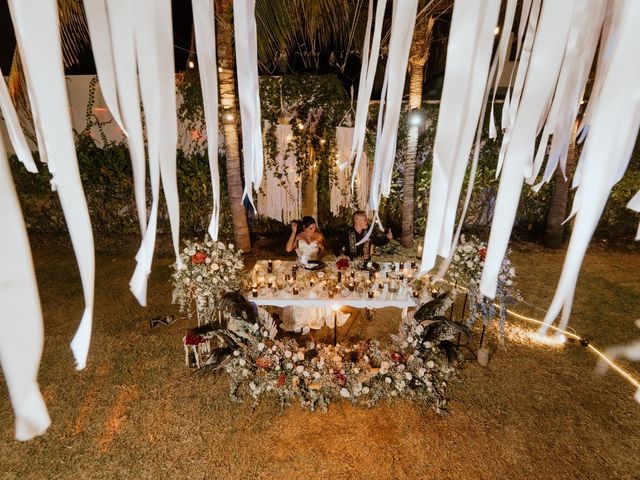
[278,213,393,335]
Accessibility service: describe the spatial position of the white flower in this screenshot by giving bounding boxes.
[340,388,350,398]
[295,365,304,373]
[217,242,226,250]
[296,352,305,361]
[405,372,412,381]
[426,360,435,369]
[385,377,392,384]
[303,371,310,378]
[423,341,432,349]
[211,263,220,271]
[362,386,370,394]
[239,359,246,367]
[284,350,292,358]
[205,258,211,265]
[249,382,256,391]
[228,243,234,250]
[275,365,281,371]
[196,275,203,282]
[417,368,426,377]
[233,350,240,357]
[257,342,265,351]
[313,372,321,379]
[407,336,414,344]
[285,362,293,370]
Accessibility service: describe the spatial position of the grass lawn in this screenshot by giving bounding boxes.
[0,235,638,479]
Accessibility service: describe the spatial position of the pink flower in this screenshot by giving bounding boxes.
[479,248,487,261]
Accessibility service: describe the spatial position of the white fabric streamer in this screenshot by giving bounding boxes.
[347,0,386,190]
[0,68,37,173]
[419,0,500,273]
[0,133,50,442]
[192,0,221,240]
[537,0,640,336]
[83,0,127,134]
[480,0,576,298]
[234,0,264,209]
[129,0,183,307]
[106,0,148,236]
[8,0,96,370]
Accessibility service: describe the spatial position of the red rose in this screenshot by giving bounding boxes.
[479,248,487,260]
[184,331,203,345]
[334,371,347,386]
[191,251,208,265]
[390,352,403,363]
[336,258,349,270]
[277,373,286,386]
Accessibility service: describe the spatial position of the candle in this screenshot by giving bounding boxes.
[328,289,335,299]
[348,282,354,292]
[267,260,273,273]
[251,288,258,298]
[367,290,374,299]
[378,282,384,291]
[292,286,299,295]
[337,271,342,284]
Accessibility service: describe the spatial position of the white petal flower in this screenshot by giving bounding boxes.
[405,372,412,381]
[313,372,321,379]
[385,377,392,384]
[257,342,265,351]
[295,365,304,373]
[217,242,226,249]
[423,341,432,349]
[418,368,426,377]
[233,350,240,357]
[340,388,350,398]
[426,360,435,369]
[362,386,370,394]
[284,350,292,358]
[239,359,246,366]
[285,362,293,370]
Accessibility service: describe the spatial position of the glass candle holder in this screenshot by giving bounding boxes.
[251,288,258,298]
[367,290,374,299]
[348,282,355,292]
[267,260,273,273]
[292,286,299,295]
[378,282,384,291]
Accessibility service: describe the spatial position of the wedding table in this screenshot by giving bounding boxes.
[247,259,420,320]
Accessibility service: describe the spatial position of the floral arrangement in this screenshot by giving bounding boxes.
[191,293,461,414]
[171,236,244,320]
[448,235,520,341]
[335,256,350,270]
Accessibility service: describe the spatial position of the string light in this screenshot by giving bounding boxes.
[188,60,195,69]
[443,280,640,390]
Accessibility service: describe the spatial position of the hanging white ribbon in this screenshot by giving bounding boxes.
[192,0,220,240]
[479,0,576,298]
[0,68,37,173]
[129,0,183,306]
[495,0,541,176]
[8,0,96,370]
[0,133,50,442]
[488,0,517,139]
[105,0,148,236]
[357,0,417,247]
[346,0,386,190]
[537,0,640,336]
[627,190,640,241]
[333,126,369,214]
[83,0,127,134]
[527,0,605,188]
[418,0,500,273]
[234,0,264,209]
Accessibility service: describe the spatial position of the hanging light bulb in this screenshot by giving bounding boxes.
[188,60,195,69]
[297,123,305,131]
[494,26,500,36]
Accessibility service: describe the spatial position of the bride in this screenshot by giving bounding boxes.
[281,217,348,334]
[285,216,328,264]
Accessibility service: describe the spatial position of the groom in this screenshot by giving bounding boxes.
[340,210,393,260]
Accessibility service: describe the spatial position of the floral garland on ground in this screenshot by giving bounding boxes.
[448,235,520,341]
[188,292,461,414]
[171,237,244,318]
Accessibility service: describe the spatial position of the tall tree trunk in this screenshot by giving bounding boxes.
[216,0,251,253]
[401,16,434,248]
[544,120,578,248]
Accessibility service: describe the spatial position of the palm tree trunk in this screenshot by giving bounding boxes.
[544,120,578,248]
[216,0,251,252]
[401,16,434,248]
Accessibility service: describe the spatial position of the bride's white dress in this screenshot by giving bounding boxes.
[280,239,350,334]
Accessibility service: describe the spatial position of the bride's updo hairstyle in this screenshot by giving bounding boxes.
[296,216,317,235]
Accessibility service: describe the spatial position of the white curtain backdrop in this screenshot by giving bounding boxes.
[257,123,302,223]
[332,126,369,214]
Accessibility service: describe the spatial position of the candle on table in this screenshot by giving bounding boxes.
[292,286,299,295]
[251,288,258,298]
[367,290,374,299]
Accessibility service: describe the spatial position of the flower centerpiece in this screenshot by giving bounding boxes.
[171,236,244,323]
[448,235,519,341]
